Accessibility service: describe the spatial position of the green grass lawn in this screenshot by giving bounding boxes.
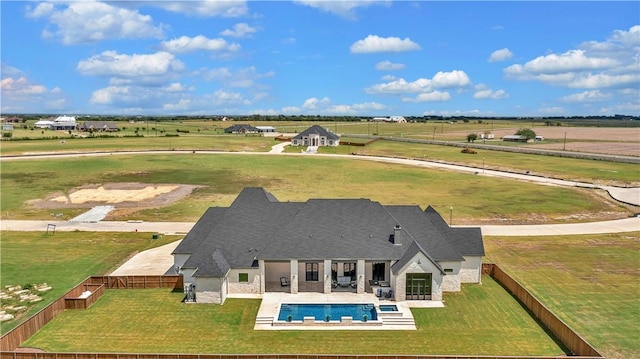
[484,232,640,359]
[356,139,639,186]
[22,277,564,356]
[0,154,629,223]
[0,231,180,334]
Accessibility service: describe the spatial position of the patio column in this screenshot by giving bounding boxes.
[356,259,365,294]
[259,260,265,294]
[290,259,298,294]
[323,259,332,293]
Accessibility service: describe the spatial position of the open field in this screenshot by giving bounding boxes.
[0,154,632,224]
[0,231,180,333]
[353,140,640,186]
[22,277,565,356]
[1,123,638,357]
[484,232,640,359]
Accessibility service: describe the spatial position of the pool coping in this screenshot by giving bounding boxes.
[251,292,443,330]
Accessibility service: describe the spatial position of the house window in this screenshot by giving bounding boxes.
[343,263,356,280]
[329,140,334,145]
[305,262,319,281]
[303,139,308,146]
[444,268,453,273]
[406,273,432,300]
[372,263,385,281]
[239,273,249,282]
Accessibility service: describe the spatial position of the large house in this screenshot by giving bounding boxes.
[291,125,340,147]
[224,124,259,134]
[172,188,484,304]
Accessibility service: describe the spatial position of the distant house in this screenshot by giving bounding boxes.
[291,125,340,147]
[34,118,54,129]
[372,116,407,123]
[2,116,22,123]
[502,135,527,142]
[51,116,76,130]
[78,121,119,132]
[224,124,259,134]
[255,126,276,133]
[172,187,484,304]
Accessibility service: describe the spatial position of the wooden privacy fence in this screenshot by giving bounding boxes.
[0,354,607,359]
[482,263,602,358]
[1,270,603,359]
[0,275,183,351]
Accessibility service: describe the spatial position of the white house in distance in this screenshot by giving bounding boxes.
[36,116,77,130]
[172,187,484,304]
[372,116,407,123]
[291,125,340,147]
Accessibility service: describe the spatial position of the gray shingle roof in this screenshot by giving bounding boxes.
[178,188,483,277]
[292,125,340,140]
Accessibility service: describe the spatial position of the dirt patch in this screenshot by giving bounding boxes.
[30,182,204,209]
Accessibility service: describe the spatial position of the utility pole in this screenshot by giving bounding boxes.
[563,132,567,151]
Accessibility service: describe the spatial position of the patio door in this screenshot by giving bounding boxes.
[405,273,432,300]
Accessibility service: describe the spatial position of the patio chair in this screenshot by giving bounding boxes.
[280,276,289,286]
[384,289,393,299]
[376,288,383,298]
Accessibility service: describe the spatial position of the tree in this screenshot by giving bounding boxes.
[515,128,536,141]
[466,133,478,142]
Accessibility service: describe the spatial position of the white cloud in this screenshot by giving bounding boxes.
[199,66,274,88]
[504,25,639,92]
[1,75,68,112]
[282,37,297,44]
[488,48,513,63]
[160,35,240,53]
[375,61,406,71]
[220,23,258,38]
[209,89,250,105]
[350,35,421,53]
[163,83,191,93]
[77,51,184,86]
[432,70,471,88]
[473,84,509,99]
[506,49,618,75]
[91,86,131,104]
[559,90,611,103]
[402,91,451,102]
[25,2,54,18]
[303,97,331,109]
[153,1,248,17]
[29,2,164,44]
[293,1,389,19]
[299,97,386,114]
[365,70,471,94]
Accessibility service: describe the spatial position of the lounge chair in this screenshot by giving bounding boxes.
[384,289,393,299]
[280,276,289,286]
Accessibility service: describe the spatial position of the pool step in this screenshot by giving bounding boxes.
[381,317,415,326]
[256,316,274,325]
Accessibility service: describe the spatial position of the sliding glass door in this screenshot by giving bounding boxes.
[405,273,432,300]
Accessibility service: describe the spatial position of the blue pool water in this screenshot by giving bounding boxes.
[379,304,398,312]
[278,303,377,322]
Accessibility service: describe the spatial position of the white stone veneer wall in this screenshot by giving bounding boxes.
[227,269,261,294]
[460,256,482,283]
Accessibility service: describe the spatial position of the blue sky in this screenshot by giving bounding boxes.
[1,1,639,117]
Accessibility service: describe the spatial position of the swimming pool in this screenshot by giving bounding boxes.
[379,304,398,312]
[278,303,377,322]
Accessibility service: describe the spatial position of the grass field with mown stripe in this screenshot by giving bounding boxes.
[484,232,640,359]
[0,154,628,223]
[22,277,564,355]
[0,231,180,334]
